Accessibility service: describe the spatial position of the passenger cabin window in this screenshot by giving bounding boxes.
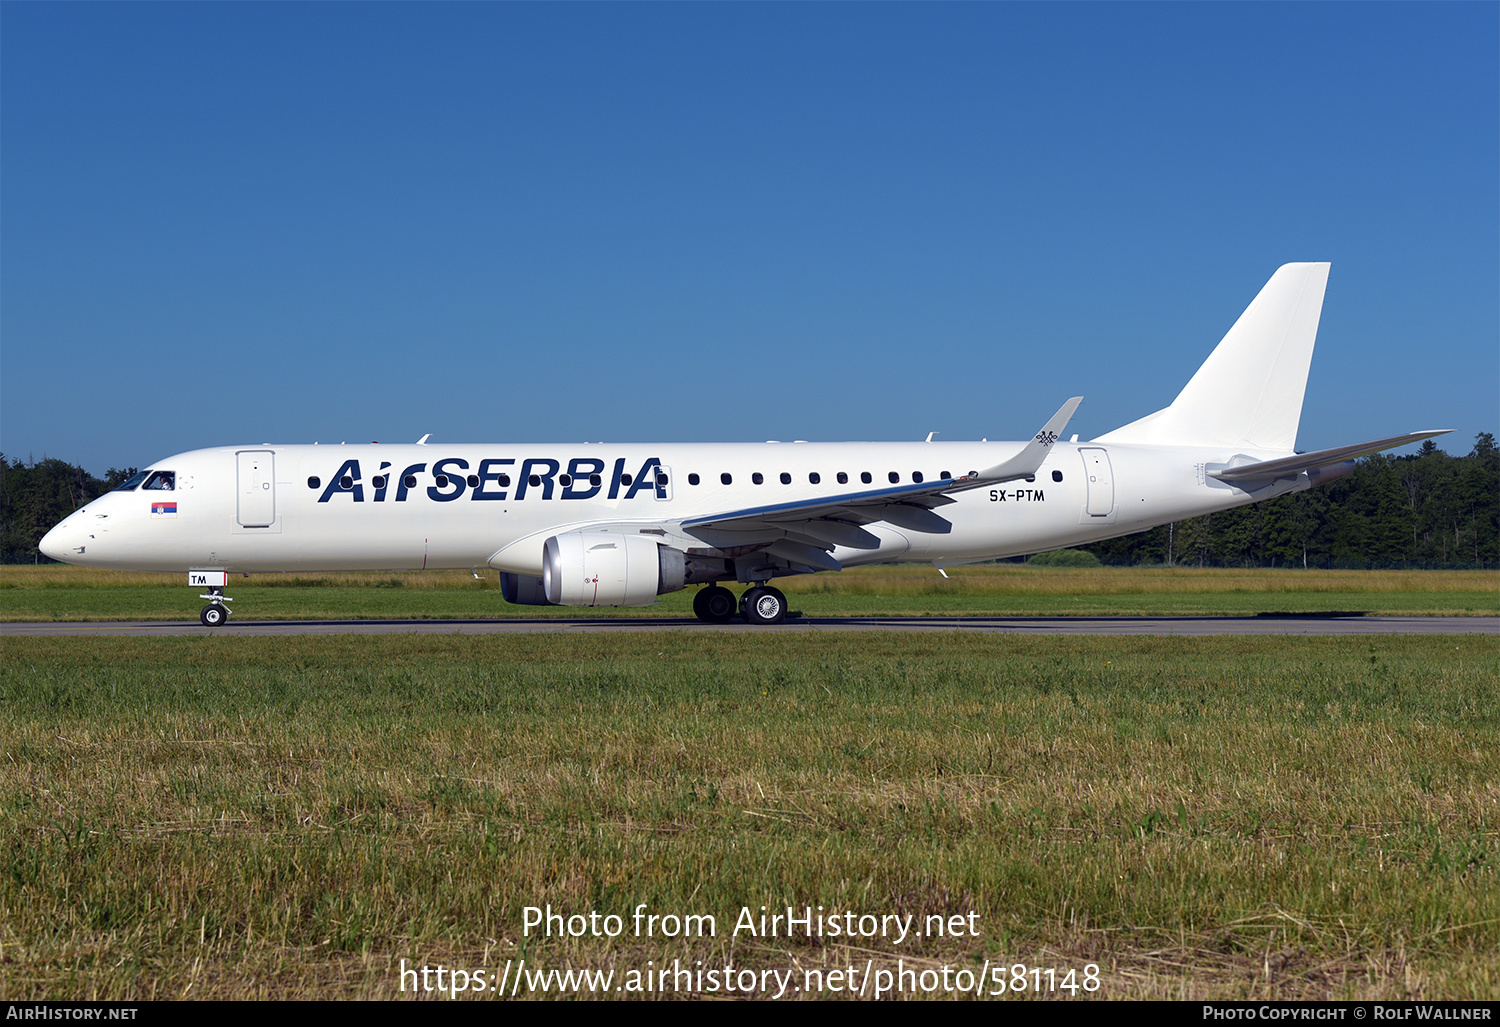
[940,470,951,480]
[307,476,321,490]
[860,472,872,484]
[779,472,791,484]
[142,471,175,491]
[688,473,700,486]
[1052,470,1064,482]
[837,472,848,485]
[721,473,732,485]
[752,473,764,485]
[809,472,821,484]
[115,470,151,491]
[888,472,900,484]
[913,471,924,483]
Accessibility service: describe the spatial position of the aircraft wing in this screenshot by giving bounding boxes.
[1209,430,1451,484]
[679,398,1083,556]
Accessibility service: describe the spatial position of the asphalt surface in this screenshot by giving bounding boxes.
[3,615,1495,637]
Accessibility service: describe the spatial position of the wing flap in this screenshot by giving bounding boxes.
[766,539,843,572]
[878,503,954,534]
[786,519,883,550]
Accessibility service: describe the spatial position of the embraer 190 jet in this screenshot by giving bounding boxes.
[40,263,1447,626]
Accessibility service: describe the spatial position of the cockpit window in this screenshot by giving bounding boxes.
[114,470,151,491]
[142,471,175,491]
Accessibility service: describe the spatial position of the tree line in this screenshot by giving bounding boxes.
[0,456,137,564]
[2,436,1496,567]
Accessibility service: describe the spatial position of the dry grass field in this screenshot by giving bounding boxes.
[2,632,1495,1000]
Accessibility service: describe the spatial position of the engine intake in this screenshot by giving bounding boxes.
[542,531,688,607]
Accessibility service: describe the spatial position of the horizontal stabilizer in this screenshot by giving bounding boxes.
[1210,430,1452,483]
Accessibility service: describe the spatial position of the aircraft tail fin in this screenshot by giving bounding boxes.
[1094,262,1330,451]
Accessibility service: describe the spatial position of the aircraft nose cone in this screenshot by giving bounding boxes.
[39,519,73,562]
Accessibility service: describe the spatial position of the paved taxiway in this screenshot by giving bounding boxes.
[3,616,1494,637]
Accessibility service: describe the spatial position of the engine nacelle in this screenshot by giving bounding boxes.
[499,572,553,605]
[543,532,687,607]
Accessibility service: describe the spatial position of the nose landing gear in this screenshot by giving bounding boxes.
[199,587,232,627]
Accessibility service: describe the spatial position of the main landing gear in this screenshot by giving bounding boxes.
[199,587,232,627]
[692,584,788,625]
[692,585,737,623]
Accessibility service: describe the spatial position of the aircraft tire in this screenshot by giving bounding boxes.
[693,585,737,623]
[740,586,787,626]
[200,605,228,628]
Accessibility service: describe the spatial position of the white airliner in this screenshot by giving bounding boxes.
[40,263,1447,627]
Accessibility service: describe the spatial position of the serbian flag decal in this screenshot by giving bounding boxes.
[151,501,177,518]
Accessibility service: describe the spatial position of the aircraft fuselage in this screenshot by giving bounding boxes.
[40,439,1304,576]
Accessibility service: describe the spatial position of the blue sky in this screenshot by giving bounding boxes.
[3,3,1495,472]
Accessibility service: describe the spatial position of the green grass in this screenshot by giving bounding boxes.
[2,633,1496,999]
[2,565,1496,620]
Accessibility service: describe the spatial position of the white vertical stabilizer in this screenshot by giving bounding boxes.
[1095,262,1330,451]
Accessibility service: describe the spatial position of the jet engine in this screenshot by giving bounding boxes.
[542,531,688,607]
[499,572,552,605]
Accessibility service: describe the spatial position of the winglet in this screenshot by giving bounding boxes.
[975,397,1083,482]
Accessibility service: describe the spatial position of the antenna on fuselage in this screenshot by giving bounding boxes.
[416,434,431,445]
